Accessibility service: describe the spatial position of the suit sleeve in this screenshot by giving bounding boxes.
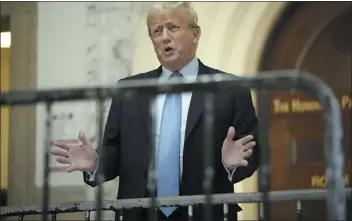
[83,87,123,187]
[230,89,260,184]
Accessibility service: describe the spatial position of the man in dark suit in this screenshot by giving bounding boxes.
[50,2,259,221]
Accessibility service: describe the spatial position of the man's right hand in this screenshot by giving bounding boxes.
[50,131,98,173]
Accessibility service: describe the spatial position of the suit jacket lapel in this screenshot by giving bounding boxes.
[137,67,162,148]
[184,60,214,141]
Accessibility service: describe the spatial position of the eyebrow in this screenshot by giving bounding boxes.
[152,21,178,27]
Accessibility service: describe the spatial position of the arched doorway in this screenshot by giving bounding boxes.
[259,2,351,220]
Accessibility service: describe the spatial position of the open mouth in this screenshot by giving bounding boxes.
[164,46,173,53]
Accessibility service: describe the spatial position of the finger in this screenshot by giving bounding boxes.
[51,141,71,151]
[55,156,70,164]
[242,149,253,158]
[66,165,77,173]
[51,139,79,144]
[226,126,235,141]
[49,166,70,172]
[242,141,256,151]
[240,159,248,167]
[78,131,89,146]
[239,134,254,145]
[50,148,68,158]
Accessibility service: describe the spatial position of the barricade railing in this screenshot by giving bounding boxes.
[1,188,351,220]
[0,70,348,221]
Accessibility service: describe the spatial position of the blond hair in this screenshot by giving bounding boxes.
[146,2,199,35]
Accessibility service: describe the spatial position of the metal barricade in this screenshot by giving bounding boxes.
[0,70,349,221]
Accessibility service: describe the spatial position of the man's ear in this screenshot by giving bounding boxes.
[193,26,201,44]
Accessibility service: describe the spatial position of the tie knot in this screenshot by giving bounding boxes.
[170,71,183,78]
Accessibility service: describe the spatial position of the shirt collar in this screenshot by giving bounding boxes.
[160,57,199,80]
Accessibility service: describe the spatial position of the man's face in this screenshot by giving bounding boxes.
[148,10,200,71]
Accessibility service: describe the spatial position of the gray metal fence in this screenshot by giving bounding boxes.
[0,70,350,221]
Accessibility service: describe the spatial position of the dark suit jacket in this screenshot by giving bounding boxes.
[83,60,260,221]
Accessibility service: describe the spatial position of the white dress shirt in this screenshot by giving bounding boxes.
[88,57,236,181]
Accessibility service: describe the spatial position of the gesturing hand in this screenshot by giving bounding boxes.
[222,126,256,169]
[50,131,98,173]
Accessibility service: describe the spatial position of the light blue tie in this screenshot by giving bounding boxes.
[157,71,183,217]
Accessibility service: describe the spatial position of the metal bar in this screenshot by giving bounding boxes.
[259,202,263,221]
[188,205,193,221]
[0,71,330,105]
[95,96,105,221]
[52,212,57,221]
[119,210,123,221]
[2,188,350,217]
[296,201,302,221]
[203,93,215,221]
[306,75,345,221]
[42,102,53,221]
[325,97,345,221]
[223,203,228,221]
[85,211,90,221]
[147,96,158,221]
[257,89,271,221]
[0,71,346,220]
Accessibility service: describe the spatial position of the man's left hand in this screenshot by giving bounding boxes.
[222,126,256,169]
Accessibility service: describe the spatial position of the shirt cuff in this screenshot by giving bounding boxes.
[222,158,236,182]
[86,159,99,182]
